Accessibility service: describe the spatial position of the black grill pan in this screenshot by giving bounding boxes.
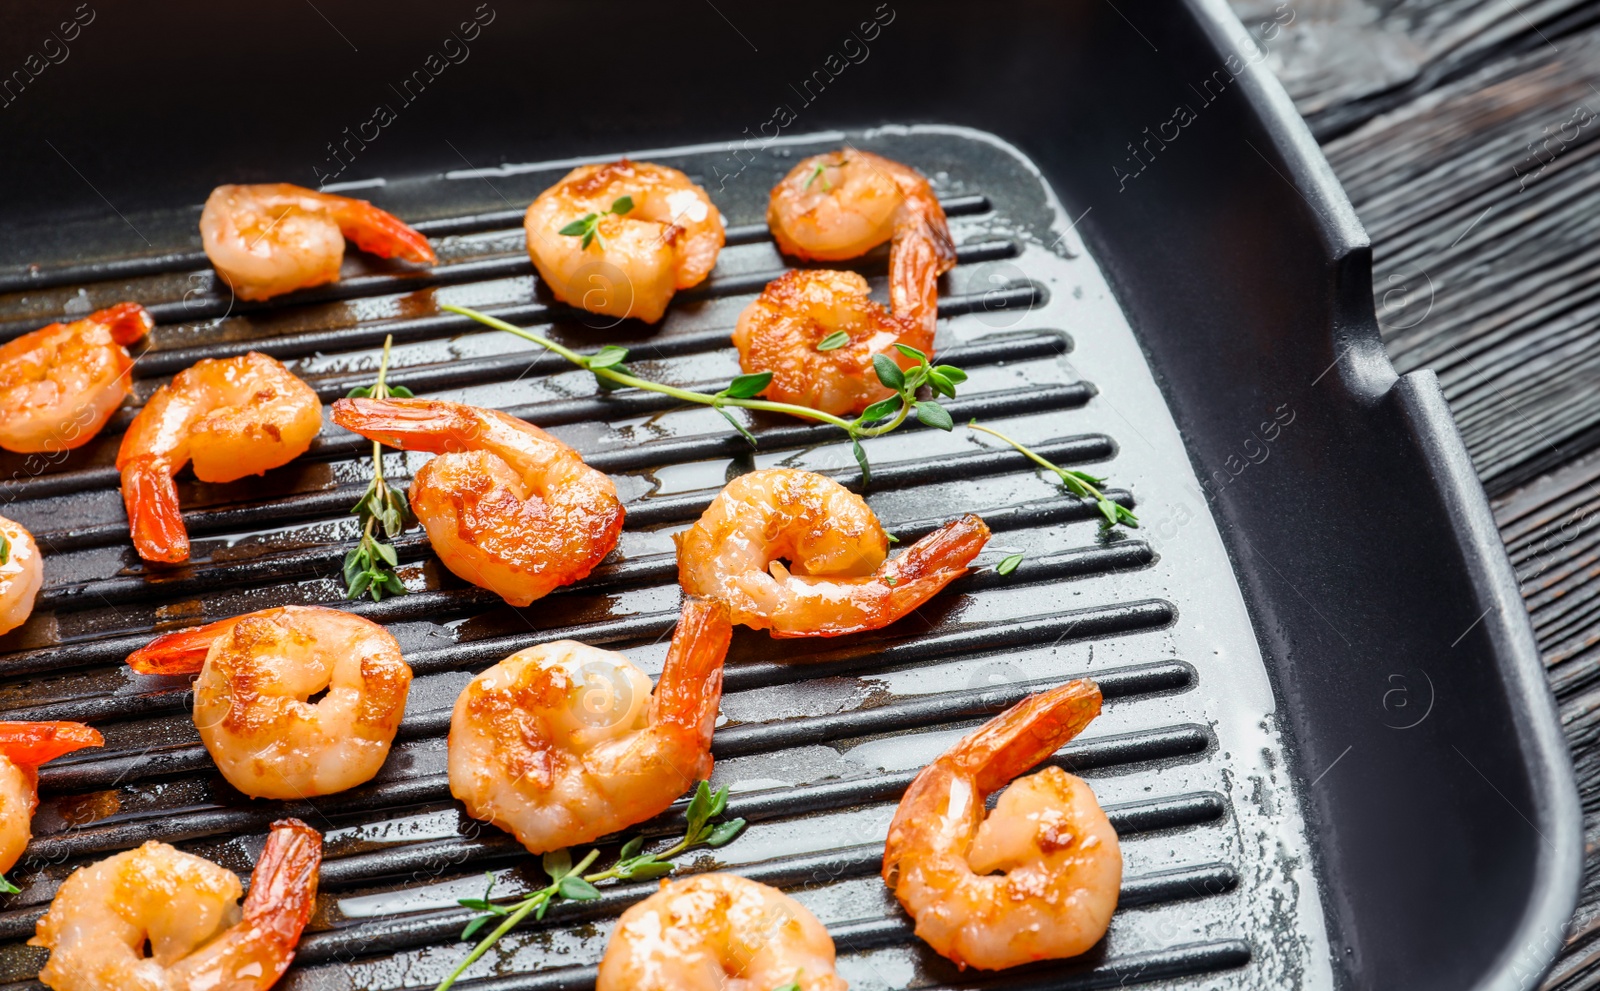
[0,2,1580,990]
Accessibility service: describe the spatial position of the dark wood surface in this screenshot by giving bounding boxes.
[1228,2,1600,985]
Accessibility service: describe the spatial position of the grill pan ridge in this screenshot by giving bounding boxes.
[0,128,1331,989]
[0,2,1580,989]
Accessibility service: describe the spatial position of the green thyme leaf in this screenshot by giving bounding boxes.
[0,530,10,568]
[0,871,20,895]
[580,228,596,249]
[717,407,758,448]
[558,875,602,901]
[851,437,871,486]
[588,345,630,370]
[872,354,905,391]
[997,553,1024,575]
[610,195,634,216]
[387,384,415,398]
[705,818,746,848]
[346,385,373,399]
[619,836,644,861]
[927,369,956,398]
[932,364,967,385]
[886,533,900,544]
[685,781,715,834]
[559,213,598,237]
[914,401,954,431]
[723,372,773,399]
[893,343,928,363]
[542,848,573,882]
[858,397,901,423]
[816,331,850,352]
[624,860,673,881]
[460,914,493,940]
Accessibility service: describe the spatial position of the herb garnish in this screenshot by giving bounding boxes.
[0,529,10,567]
[968,420,1139,528]
[996,552,1024,575]
[443,305,965,486]
[816,331,849,352]
[559,195,635,249]
[440,305,1135,527]
[343,335,415,600]
[435,782,745,991]
[0,871,19,895]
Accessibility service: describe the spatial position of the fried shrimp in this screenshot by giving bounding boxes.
[0,515,43,637]
[448,596,731,854]
[31,818,322,991]
[597,873,847,991]
[768,150,956,335]
[117,352,322,564]
[738,151,957,415]
[0,302,153,454]
[882,680,1121,970]
[125,606,411,800]
[524,159,724,324]
[0,722,102,876]
[675,468,989,637]
[201,183,436,301]
[332,396,623,608]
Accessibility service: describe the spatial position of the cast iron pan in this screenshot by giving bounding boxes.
[0,1,1579,989]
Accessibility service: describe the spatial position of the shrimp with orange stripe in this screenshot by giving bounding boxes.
[126,605,411,800]
[735,150,957,415]
[0,302,153,455]
[332,396,623,608]
[117,351,322,564]
[882,679,1122,970]
[201,183,436,301]
[31,817,322,991]
[675,467,988,636]
[0,721,102,879]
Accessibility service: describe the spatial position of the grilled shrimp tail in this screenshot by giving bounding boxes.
[244,818,323,946]
[334,198,438,265]
[963,679,1102,792]
[97,301,157,347]
[650,597,732,742]
[0,721,102,767]
[889,205,957,338]
[331,396,477,452]
[124,618,236,675]
[120,455,189,564]
[164,818,323,991]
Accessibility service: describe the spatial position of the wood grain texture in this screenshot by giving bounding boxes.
[1231,1,1600,985]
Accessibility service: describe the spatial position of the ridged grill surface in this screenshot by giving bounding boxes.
[0,128,1333,990]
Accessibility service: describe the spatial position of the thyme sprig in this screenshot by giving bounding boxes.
[441,304,965,485]
[0,872,19,895]
[436,782,745,991]
[968,419,1139,529]
[343,335,415,600]
[559,195,635,249]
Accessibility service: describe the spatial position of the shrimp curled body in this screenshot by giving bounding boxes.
[882,680,1121,970]
[0,515,43,637]
[0,722,102,875]
[31,818,322,991]
[448,597,731,854]
[675,468,989,636]
[332,397,623,608]
[0,302,153,454]
[738,151,957,415]
[597,873,847,991]
[201,183,436,302]
[117,352,323,564]
[524,159,724,324]
[126,606,412,800]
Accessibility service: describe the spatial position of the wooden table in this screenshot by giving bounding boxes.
[1227,2,1600,985]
